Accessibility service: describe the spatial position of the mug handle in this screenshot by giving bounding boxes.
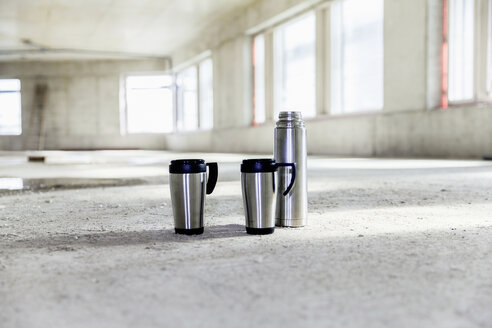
[206,162,218,194]
[276,162,296,196]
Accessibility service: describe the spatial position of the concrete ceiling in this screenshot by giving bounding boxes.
[0,0,257,61]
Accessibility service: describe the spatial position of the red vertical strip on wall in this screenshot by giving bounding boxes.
[441,0,449,109]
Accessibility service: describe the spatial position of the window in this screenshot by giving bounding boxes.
[488,0,492,94]
[253,34,266,124]
[124,75,173,134]
[331,0,384,114]
[175,58,214,132]
[448,0,474,102]
[0,79,22,135]
[199,58,214,130]
[274,13,316,118]
[176,66,198,131]
[444,0,492,105]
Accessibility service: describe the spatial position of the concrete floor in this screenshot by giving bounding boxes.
[1,151,491,328]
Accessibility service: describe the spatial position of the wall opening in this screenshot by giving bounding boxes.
[331,0,384,114]
[123,75,173,134]
[0,79,22,135]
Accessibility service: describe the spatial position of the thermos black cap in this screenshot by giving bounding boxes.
[241,159,278,173]
[169,159,206,174]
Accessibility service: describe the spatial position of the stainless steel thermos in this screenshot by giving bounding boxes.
[240,159,296,235]
[274,111,308,227]
[169,159,218,235]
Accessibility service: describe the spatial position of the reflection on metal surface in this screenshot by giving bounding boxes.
[241,171,276,230]
[169,172,206,231]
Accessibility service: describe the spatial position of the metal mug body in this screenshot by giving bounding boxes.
[169,172,206,233]
[275,111,308,227]
[241,171,276,234]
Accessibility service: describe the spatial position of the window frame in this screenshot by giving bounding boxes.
[198,57,214,130]
[175,65,199,132]
[329,0,385,115]
[0,78,22,136]
[248,0,386,125]
[443,0,492,108]
[488,0,492,95]
[252,33,266,126]
[481,0,492,99]
[272,11,317,120]
[250,10,318,126]
[120,72,174,135]
[174,56,214,132]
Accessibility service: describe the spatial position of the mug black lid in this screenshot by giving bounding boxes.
[169,159,206,174]
[241,159,277,173]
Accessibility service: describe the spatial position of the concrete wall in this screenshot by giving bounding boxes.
[1,0,491,158]
[163,105,492,158]
[166,0,492,158]
[0,59,170,150]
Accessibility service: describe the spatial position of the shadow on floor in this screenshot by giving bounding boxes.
[7,224,248,250]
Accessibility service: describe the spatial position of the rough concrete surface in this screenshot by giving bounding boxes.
[0,151,491,328]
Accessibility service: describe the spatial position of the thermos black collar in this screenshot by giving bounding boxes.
[169,159,206,174]
[241,159,277,173]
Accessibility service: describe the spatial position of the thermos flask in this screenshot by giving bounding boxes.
[240,159,296,235]
[274,111,307,227]
[169,159,218,235]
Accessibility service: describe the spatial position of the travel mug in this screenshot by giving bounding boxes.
[241,159,296,235]
[169,159,218,235]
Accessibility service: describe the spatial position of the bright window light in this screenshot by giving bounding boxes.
[176,66,198,131]
[199,58,214,130]
[448,0,474,101]
[274,13,316,119]
[331,0,384,114]
[253,34,266,124]
[125,75,173,133]
[0,79,22,135]
[488,0,492,94]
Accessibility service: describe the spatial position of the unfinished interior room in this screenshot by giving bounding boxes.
[1,0,491,327]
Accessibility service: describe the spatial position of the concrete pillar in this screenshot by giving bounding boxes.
[427,0,444,110]
[384,0,428,112]
[264,31,275,121]
[213,37,251,129]
[315,7,330,115]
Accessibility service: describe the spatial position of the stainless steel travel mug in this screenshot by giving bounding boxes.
[274,111,307,227]
[169,159,218,235]
[241,159,296,235]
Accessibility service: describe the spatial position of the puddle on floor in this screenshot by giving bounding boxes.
[0,177,167,195]
[0,178,24,190]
